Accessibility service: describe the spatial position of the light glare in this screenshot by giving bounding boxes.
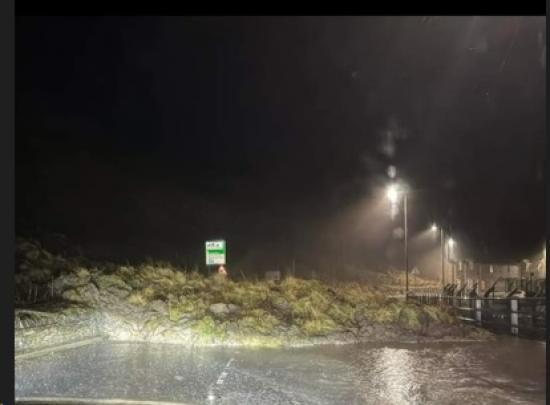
[387,184,399,204]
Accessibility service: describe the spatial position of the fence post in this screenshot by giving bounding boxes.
[475,299,482,326]
[510,299,519,336]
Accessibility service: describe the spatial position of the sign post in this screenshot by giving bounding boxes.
[205,240,226,274]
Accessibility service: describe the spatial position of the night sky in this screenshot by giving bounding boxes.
[16,16,546,274]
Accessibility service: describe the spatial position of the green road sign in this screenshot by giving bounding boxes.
[205,240,226,265]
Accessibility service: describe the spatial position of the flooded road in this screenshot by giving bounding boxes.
[16,336,545,404]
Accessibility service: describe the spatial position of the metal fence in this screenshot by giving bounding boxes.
[408,294,546,339]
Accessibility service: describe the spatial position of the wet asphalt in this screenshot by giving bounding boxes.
[15,338,546,405]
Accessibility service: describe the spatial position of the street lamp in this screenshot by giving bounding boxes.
[387,184,399,204]
[431,224,456,288]
[386,183,409,297]
[447,238,454,283]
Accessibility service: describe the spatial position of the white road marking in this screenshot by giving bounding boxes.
[216,371,228,385]
[207,357,235,401]
[207,388,216,402]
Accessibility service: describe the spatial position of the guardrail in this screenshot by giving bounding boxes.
[407,294,546,339]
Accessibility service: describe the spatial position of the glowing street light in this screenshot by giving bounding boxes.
[431,223,438,232]
[446,237,458,283]
[386,184,399,204]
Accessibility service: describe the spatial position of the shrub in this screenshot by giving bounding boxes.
[221,282,268,309]
[281,277,313,300]
[327,302,355,326]
[127,292,148,306]
[298,318,338,336]
[94,274,131,291]
[192,316,225,338]
[334,282,367,305]
[422,305,455,324]
[238,309,280,335]
[171,296,208,320]
[398,306,422,331]
[291,297,322,320]
[364,305,400,323]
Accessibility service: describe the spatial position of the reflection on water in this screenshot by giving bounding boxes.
[15,337,546,405]
[216,337,545,405]
[307,337,546,405]
[373,348,416,404]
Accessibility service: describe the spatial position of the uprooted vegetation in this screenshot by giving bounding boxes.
[15,238,490,347]
[374,269,442,294]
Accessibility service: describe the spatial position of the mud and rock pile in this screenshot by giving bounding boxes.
[15,238,493,349]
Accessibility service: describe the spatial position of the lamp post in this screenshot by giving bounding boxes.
[431,223,445,287]
[387,183,409,297]
[448,238,455,283]
[431,224,456,288]
[404,192,408,296]
[440,227,445,287]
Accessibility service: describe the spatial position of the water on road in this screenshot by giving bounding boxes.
[15,337,546,405]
